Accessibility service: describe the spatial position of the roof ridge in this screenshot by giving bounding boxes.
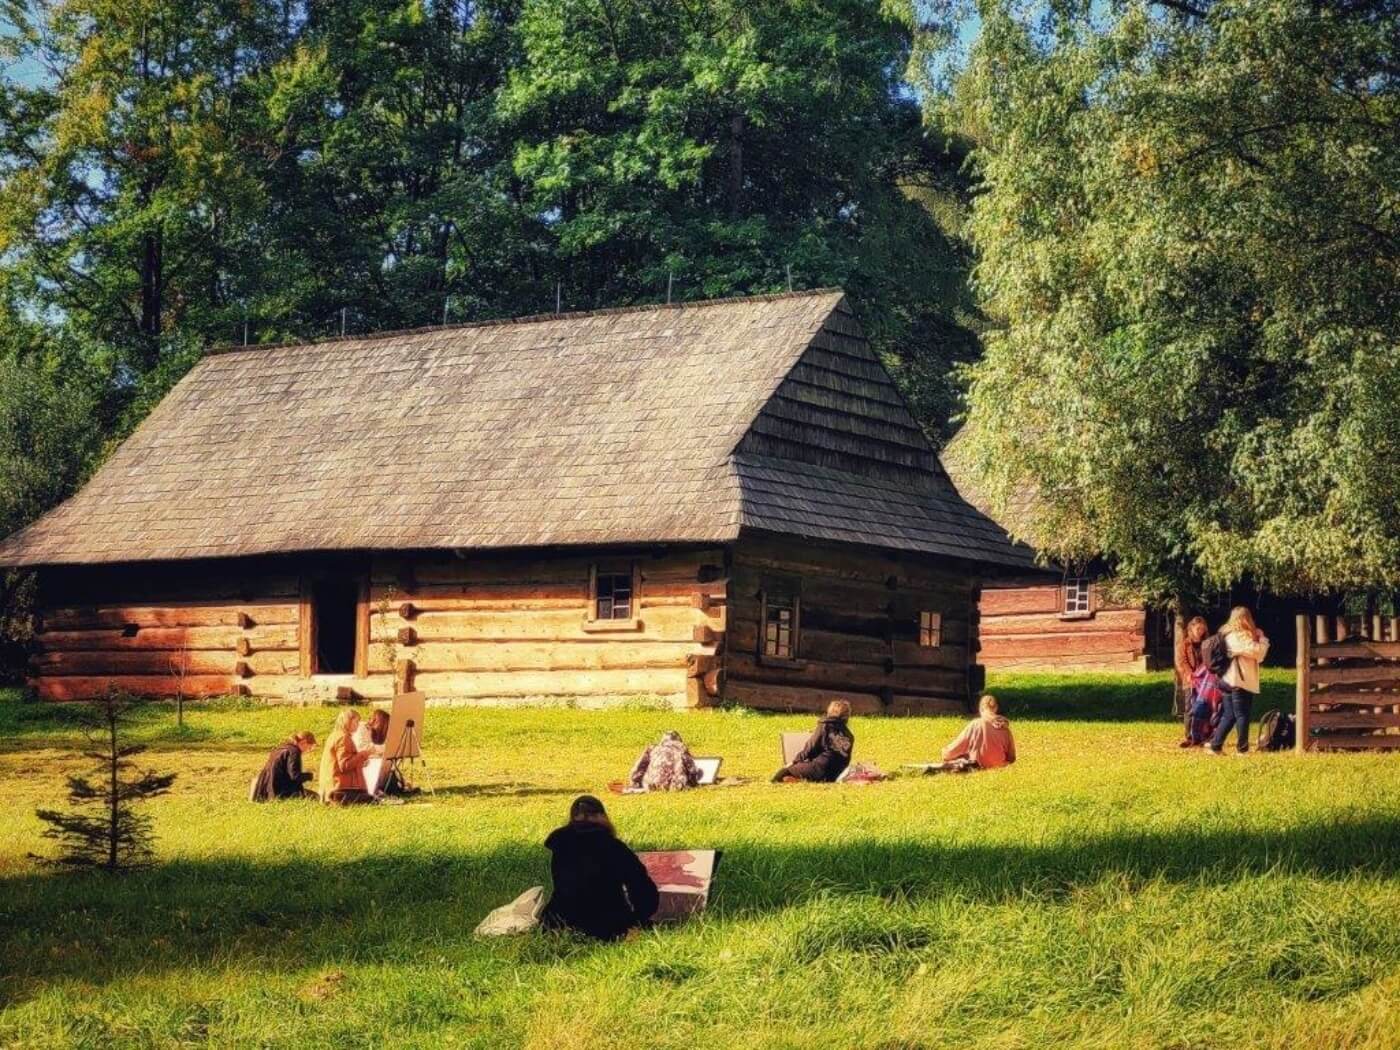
[206,287,846,357]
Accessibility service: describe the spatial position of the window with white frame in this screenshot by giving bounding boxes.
[1062,578,1092,616]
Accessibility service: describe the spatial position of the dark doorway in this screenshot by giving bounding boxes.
[313,579,359,674]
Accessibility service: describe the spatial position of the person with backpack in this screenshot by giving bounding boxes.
[1206,606,1270,755]
[1175,616,1210,747]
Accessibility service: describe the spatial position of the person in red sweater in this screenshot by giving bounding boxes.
[942,694,1017,770]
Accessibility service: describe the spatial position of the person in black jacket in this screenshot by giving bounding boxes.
[540,795,659,941]
[772,700,854,783]
[250,731,317,802]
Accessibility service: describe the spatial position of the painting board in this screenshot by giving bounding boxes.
[693,757,722,785]
[383,691,426,759]
[780,731,809,767]
[639,849,721,923]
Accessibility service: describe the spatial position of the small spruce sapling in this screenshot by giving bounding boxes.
[34,689,177,871]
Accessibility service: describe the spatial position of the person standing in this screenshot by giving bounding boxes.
[1207,607,1270,755]
[1176,616,1210,747]
[541,795,659,941]
[772,699,855,783]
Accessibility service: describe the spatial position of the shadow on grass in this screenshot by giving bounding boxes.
[2,812,1395,1003]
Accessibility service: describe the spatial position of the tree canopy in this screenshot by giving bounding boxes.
[953,0,1400,603]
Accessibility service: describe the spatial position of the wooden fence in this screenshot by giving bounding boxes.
[1296,613,1400,752]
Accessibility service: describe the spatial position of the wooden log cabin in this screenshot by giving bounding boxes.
[0,290,1036,713]
[941,439,1172,673]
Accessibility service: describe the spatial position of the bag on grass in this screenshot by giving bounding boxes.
[1256,710,1296,752]
[475,886,546,937]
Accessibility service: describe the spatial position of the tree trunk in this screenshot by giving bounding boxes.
[727,114,745,219]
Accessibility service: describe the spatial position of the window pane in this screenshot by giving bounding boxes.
[764,595,798,658]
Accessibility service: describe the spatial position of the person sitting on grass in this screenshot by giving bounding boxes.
[772,699,855,783]
[541,795,659,941]
[941,694,1017,770]
[319,709,373,805]
[628,730,702,792]
[251,731,317,801]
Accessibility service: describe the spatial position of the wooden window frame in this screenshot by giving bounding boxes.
[1060,577,1093,620]
[299,567,372,677]
[584,561,643,632]
[919,610,943,648]
[758,576,805,667]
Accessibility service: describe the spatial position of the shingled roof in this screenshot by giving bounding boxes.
[0,289,1035,570]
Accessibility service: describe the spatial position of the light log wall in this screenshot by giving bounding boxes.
[976,579,1153,672]
[30,561,299,701]
[366,549,723,708]
[31,549,725,707]
[722,534,977,716]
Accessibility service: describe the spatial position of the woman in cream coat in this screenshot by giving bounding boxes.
[1208,606,1270,755]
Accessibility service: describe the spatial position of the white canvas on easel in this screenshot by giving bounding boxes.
[383,691,426,759]
[781,731,809,767]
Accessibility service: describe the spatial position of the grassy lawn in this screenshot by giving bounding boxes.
[2,670,1398,1049]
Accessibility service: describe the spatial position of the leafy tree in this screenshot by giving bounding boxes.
[953,0,1400,604]
[252,0,539,338]
[34,690,177,870]
[0,0,294,367]
[502,0,983,429]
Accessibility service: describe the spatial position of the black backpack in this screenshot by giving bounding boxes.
[1256,709,1296,752]
[1200,632,1233,677]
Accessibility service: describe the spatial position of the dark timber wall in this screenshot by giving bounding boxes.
[723,534,978,716]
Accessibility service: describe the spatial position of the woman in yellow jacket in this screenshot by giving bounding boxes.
[319,709,372,804]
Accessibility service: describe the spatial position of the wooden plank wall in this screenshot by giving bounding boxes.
[1296,613,1400,752]
[366,548,724,708]
[29,549,725,707]
[723,535,976,716]
[976,579,1150,672]
[30,562,299,701]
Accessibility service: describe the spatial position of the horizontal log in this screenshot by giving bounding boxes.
[409,668,689,699]
[377,607,708,644]
[367,640,702,674]
[31,649,299,677]
[734,536,973,592]
[41,603,298,631]
[979,630,1146,660]
[980,586,1062,616]
[1312,641,1400,660]
[722,679,886,716]
[1309,711,1400,730]
[1306,691,1400,707]
[32,675,236,701]
[371,550,721,587]
[1312,666,1400,687]
[40,570,300,605]
[980,610,1144,637]
[37,624,298,653]
[980,652,1147,671]
[725,652,965,695]
[1311,734,1400,751]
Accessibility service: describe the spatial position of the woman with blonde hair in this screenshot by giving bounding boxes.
[1207,606,1270,755]
[941,694,1017,770]
[772,699,855,783]
[319,709,373,803]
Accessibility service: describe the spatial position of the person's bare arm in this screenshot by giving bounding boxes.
[942,723,974,762]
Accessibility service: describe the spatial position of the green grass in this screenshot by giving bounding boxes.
[2,670,1398,1049]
